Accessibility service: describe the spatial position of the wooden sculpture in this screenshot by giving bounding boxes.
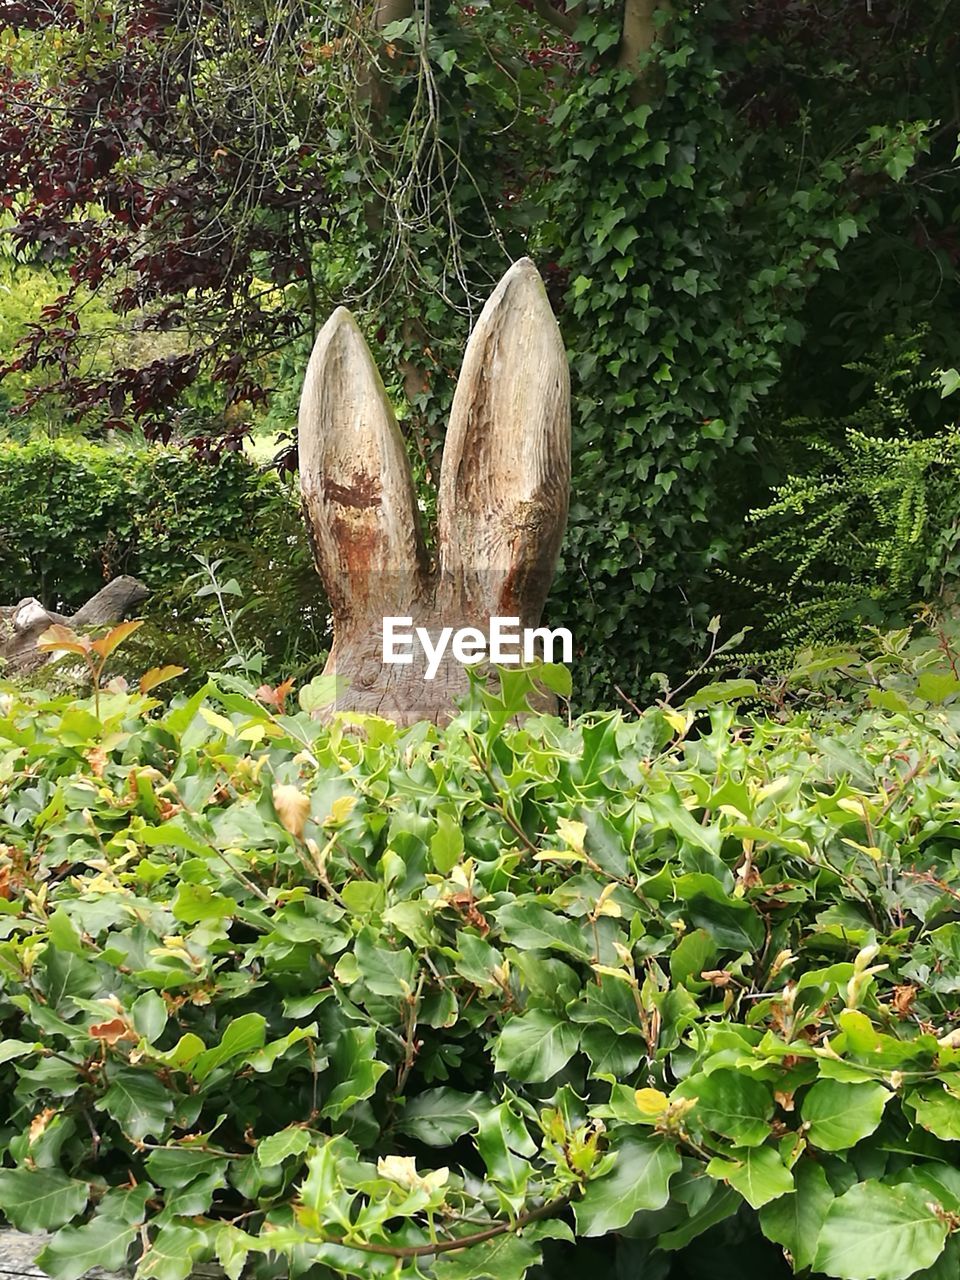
[298,257,571,726]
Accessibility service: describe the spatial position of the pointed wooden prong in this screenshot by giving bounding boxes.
[299,307,428,623]
[437,257,571,622]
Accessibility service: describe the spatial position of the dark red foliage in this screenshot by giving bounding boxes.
[0,0,331,443]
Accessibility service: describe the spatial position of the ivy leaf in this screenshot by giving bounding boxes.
[493,1009,580,1082]
[813,1181,948,1280]
[574,1136,681,1236]
[802,1080,890,1151]
[0,1168,89,1232]
[706,1145,793,1209]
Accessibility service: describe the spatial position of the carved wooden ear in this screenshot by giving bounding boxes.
[299,307,428,622]
[437,258,571,621]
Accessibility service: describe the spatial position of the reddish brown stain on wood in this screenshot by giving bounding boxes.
[324,471,382,509]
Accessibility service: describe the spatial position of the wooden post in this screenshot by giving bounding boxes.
[299,257,571,726]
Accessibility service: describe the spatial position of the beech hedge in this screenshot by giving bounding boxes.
[2,653,960,1278]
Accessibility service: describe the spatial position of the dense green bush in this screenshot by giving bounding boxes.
[0,438,281,608]
[4,640,960,1277]
[0,438,328,685]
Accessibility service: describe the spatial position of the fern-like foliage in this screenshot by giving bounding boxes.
[731,333,960,665]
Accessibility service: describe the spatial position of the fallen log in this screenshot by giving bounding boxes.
[0,576,149,678]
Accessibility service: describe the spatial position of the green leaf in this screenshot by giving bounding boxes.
[431,810,464,873]
[475,1103,536,1193]
[434,1221,570,1280]
[298,674,341,713]
[493,1009,580,1082]
[580,1024,645,1076]
[760,1159,833,1272]
[659,1185,740,1251]
[96,1068,175,1141]
[493,901,593,961]
[47,907,84,955]
[321,1026,389,1120]
[676,1069,773,1147]
[648,793,721,855]
[813,1181,948,1280]
[172,881,238,924]
[569,973,645,1036]
[193,1013,267,1082]
[136,1223,209,1279]
[132,990,168,1043]
[354,927,418,997]
[144,1147,228,1188]
[256,1126,313,1167]
[917,672,960,705]
[0,1168,89,1232]
[0,1038,39,1065]
[396,1089,492,1146]
[669,928,717,988]
[911,1086,960,1141]
[216,1225,255,1280]
[673,874,765,950]
[802,1080,890,1151]
[706,1145,793,1209]
[35,1215,137,1280]
[574,1136,681,1236]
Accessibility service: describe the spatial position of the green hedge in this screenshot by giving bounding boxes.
[3,641,960,1277]
[0,438,283,609]
[0,438,330,686]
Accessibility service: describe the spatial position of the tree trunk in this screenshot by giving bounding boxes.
[298,258,571,726]
[0,577,149,678]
